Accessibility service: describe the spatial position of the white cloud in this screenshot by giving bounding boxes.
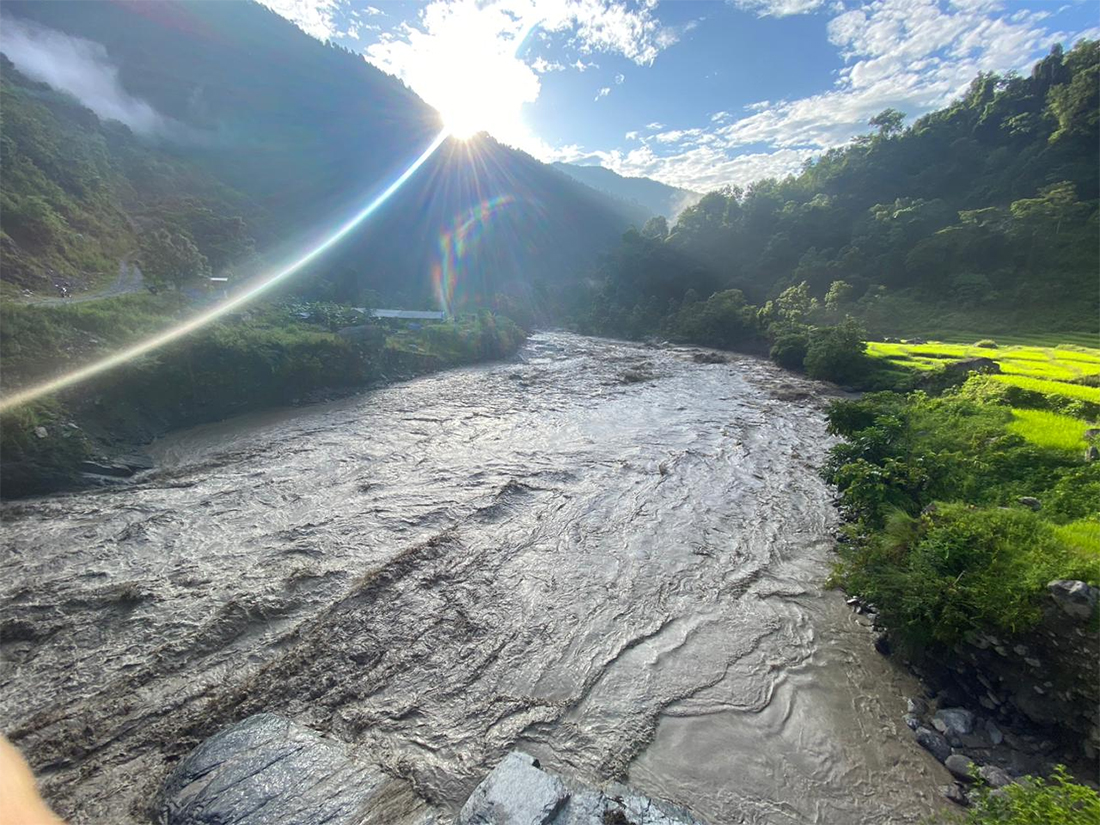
[614,72,625,84]
[727,0,827,18]
[645,121,666,130]
[532,56,567,72]
[551,0,1093,192]
[0,17,179,137]
[258,0,342,40]
[595,86,611,100]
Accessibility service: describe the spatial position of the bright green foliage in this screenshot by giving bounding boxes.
[835,504,1095,647]
[947,766,1100,825]
[1009,409,1091,452]
[825,385,1099,649]
[993,374,1100,404]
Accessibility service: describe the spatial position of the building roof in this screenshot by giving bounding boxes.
[365,309,446,320]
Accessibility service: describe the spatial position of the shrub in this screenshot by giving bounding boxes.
[804,317,869,383]
[770,330,809,370]
[975,339,999,348]
[835,503,1095,648]
[947,766,1100,825]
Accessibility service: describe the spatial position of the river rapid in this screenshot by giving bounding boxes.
[1,332,947,824]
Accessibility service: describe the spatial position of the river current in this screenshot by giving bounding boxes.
[0,332,946,824]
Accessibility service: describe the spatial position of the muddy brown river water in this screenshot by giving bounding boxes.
[1,332,948,824]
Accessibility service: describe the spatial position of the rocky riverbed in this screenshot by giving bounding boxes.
[2,332,950,824]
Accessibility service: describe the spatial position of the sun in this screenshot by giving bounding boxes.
[441,105,487,140]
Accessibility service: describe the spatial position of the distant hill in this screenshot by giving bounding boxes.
[552,162,699,219]
[0,0,644,315]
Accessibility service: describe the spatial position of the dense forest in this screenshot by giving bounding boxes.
[0,0,644,312]
[577,40,1099,343]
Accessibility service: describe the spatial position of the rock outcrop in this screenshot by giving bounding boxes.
[157,714,434,825]
[458,751,706,825]
[160,716,708,825]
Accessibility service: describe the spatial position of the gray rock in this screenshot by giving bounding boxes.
[1086,445,1099,462]
[978,765,1013,789]
[907,697,929,716]
[1017,496,1041,511]
[933,708,975,737]
[459,751,706,825]
[1048,580,1098,620]
[904,714,921,731]
[915,727,952,763]
[942,784,969,806]
[33,426,48,438]
[873,632,891,656]
[985,720,1004,746]
[945,754,976,782]
[459,752,568,825]
[159,714,435,825]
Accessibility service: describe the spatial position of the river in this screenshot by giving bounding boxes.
[0,332,947,824]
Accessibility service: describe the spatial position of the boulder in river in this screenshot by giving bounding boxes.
[915,726,952,763]
[945,754,976,782]
[160,717,708,825]
[158,714,434,825]
[458,751,706,825]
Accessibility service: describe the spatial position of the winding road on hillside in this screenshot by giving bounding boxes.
[24,257,144,305]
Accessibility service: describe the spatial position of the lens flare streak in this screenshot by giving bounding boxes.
[0,129,450,413]
[433,195,514,317]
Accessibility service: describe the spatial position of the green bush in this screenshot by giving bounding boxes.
[804,317,870,383]
[975,339,999,348]
[770,329,810,370]
[947,766,1100,825]
[835,504,1096,649]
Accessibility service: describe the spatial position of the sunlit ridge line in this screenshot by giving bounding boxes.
[0,129,450,414]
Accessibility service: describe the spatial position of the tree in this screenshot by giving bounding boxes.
[641,215,668,240]
[139,229,210,291]
[804,317,868,383]
[869,108,905,138]
[824,280,854,310]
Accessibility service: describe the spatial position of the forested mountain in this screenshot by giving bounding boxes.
[580,41,1099,339]
[0,0,642,313]
[551,162,698,219]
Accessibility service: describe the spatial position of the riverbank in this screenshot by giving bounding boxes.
[0,296,526,497]
[820,349,1099,809]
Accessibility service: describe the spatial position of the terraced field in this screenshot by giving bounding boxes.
[865,338,1100,453]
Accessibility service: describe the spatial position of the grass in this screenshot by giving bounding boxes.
[1009,409,1092,452]
[991,374,1100,404]
[865,341,1100,405]
[1053,519,1100,563]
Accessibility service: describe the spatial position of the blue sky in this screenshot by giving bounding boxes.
[262,0,1099,192]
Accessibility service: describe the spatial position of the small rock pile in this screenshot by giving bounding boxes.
[847,579,1100,808]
